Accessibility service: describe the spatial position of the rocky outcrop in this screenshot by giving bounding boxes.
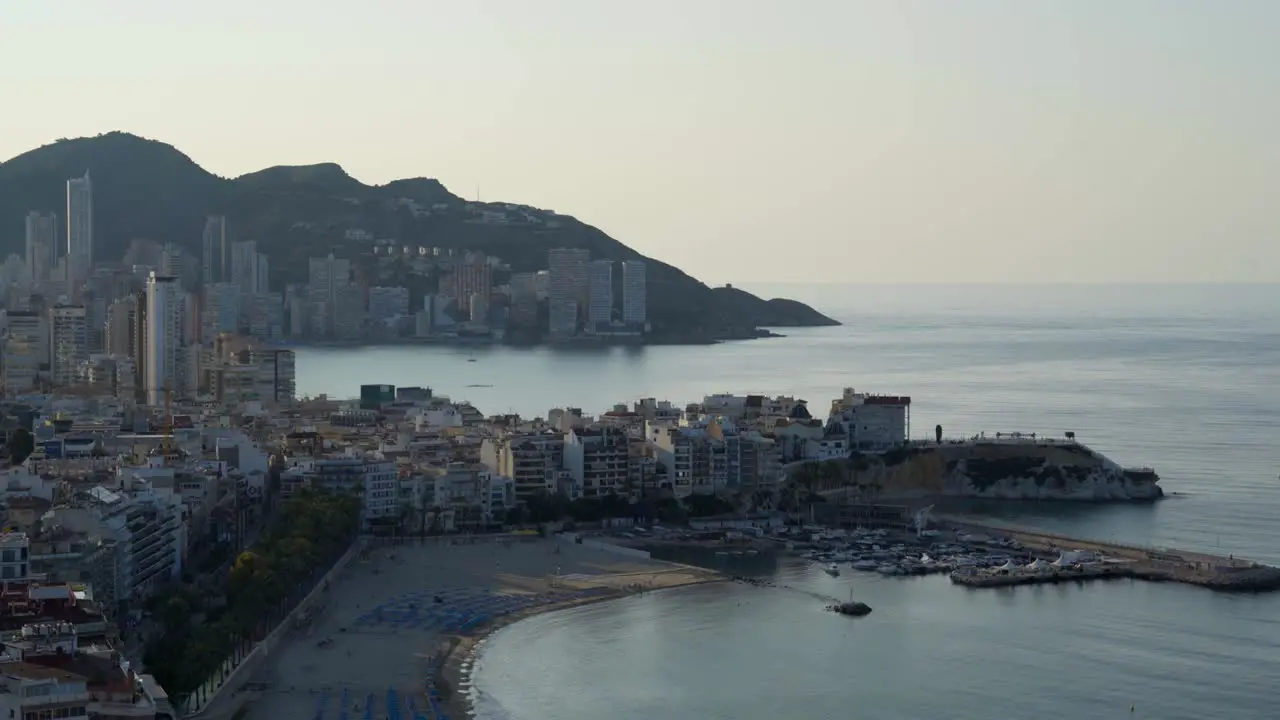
[816,441,1162,502]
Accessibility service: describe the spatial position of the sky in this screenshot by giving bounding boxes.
[2,0,1278,284]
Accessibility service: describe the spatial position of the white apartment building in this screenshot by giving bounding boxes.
[425,463,515,530]
[65,171,93,283]
[547,248,589,336]
[587,260,613,332]
[244,294,284,339]
[564,426,630,498]
[230,241,262,296]
[202,283,240,340]
[144,273,182,406]
[508,272,539,329]
[2,311,48,393]
[103,296,136,358]
[52,482,186,603]
[332,284,365,340]
[308,455,398,527]
[307,254,352,338]
[0,533,30,584]
[548,299,577,338]
[202,215,229,284]
[828,388,911,448]
[479,432,564,500]
[248,348,296,403]
[368,286,410,324]
[24,212,57,284]
[0,659,90,720]
[621,260,646,327]
[48,306,88,387]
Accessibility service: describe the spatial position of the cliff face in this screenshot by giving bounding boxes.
[827,442,1162,502]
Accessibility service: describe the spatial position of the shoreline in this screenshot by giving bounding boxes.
[435,571,721,719]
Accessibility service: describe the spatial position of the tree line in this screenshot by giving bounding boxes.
[143,488,360,703]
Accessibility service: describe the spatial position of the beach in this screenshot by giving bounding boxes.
[239,536,720,720]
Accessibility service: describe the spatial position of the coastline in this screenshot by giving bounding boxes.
[435,566,721,719]
[275,329,792,351]
[237,536,719,720]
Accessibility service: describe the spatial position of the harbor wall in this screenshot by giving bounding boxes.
[810,441,1161,501]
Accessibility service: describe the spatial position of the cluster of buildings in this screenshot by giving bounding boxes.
[0,373,908,707]
[266,384,911,532]
[2,174,297,404]
[1,173,652,401]
[308,244,647,342]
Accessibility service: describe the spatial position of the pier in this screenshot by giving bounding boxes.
[939,516,1280,593]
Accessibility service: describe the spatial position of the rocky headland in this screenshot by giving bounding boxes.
[805,441,1162,502]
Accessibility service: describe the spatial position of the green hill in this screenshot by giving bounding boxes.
[0,132,839,340]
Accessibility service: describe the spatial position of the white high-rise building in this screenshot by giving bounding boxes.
[308,254,352,338]
[368,286,410,324]
[24,212,57,283]
[548,247,590,336]
[66,171,93,282]
[104,295,137,357]
[202,215,229,284]
[588,260,613,331]
[203,282,241,340]
[48,305,88,387]
[622,260,647,327]
[1,311,47,393]
[255,253,270,294]
[145,273,182,405]
[231,240,259,293]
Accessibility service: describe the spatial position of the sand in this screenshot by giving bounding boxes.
[240,536,720,720]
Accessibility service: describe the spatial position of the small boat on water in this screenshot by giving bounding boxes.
[824,563,841,576]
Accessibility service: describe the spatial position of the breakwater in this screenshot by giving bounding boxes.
[941,517,1280,593]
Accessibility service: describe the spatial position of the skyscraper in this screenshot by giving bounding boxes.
[307,253,352,338]
[48,305,88,387]
[622,260,647,327]
[24,212,57,283]
[1,311,47,393]
[65,171,93,282]
[202,215,229,284]
[588,260,613,332]
[547,248,590,336]
[231,240,259,293]
[145,273,182,405]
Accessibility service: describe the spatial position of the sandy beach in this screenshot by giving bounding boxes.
[239,536,720,720]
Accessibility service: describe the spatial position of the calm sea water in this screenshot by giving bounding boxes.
[296,284,1280,719]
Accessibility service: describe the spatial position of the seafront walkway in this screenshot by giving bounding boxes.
[939,514,1280,591]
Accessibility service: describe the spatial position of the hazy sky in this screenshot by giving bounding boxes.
[3,1,1277,284]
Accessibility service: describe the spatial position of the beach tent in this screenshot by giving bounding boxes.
[999,560,1021,571]
[1056,550,1095,565]
[920,553,934,564]
[1025,559,1052,572]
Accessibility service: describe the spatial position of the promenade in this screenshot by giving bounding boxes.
[237,537,718,720]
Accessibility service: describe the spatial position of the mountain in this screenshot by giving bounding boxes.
[0,132,839,340]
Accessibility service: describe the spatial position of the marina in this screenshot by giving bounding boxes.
[622,505,1280,594]
[787,516,1280,592]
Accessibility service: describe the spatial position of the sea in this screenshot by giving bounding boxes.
[295,284,1280,719]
